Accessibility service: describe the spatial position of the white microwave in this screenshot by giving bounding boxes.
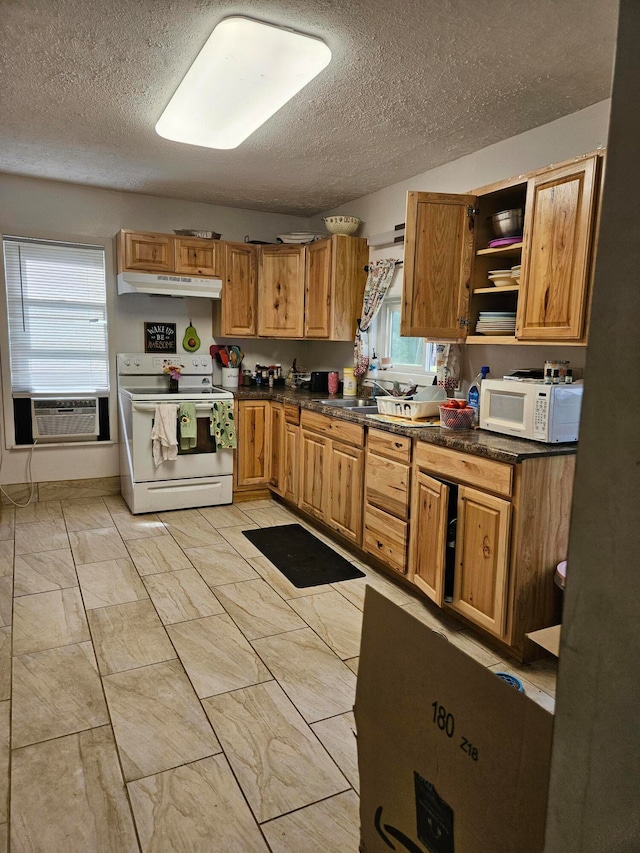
[480,379,583,443]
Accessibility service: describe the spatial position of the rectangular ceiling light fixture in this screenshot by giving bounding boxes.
[155,16,332,150]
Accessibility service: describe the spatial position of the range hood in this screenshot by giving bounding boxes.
[117,271,222,299]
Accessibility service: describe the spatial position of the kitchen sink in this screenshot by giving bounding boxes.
[315,398,380,414]
[315,398,372,408]
[348,405,379,414]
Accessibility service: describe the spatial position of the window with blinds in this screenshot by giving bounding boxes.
[3,237,109,394]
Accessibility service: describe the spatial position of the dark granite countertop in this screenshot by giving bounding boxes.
[233,386,578,463]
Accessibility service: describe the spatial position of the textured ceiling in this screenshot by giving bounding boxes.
[0,0,618,215]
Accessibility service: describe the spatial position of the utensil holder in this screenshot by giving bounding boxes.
[221,367,239,388]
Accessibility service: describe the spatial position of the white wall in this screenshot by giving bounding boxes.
[0,176,310,484]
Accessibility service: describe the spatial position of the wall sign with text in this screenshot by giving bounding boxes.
[144,322,177,353]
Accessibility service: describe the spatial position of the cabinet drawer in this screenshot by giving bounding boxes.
[301,410,364,446]
[366,452,410,519]
[414,442,512,497]
[367,428,412,463]
[284,403,300,425]
[363,505,409,575]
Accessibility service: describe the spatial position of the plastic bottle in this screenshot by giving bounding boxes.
[343,367,357,397]
[467,365,490,426]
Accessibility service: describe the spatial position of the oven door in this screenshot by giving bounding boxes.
[130,400,233,483]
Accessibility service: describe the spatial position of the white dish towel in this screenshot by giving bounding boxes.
[151,404,179,467]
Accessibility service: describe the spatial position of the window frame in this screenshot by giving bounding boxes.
[0,230,117,449]
[366,278,437,391]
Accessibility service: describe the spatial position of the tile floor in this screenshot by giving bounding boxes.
[0,495,557,851]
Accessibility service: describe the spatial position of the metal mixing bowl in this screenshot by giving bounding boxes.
[490,209,523,238]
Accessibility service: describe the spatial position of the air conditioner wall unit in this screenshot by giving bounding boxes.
[31,398,99,443]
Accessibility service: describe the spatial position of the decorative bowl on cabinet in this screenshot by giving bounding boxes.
[323,215,362,235]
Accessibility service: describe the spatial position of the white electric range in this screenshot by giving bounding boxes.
[117,353,234,514]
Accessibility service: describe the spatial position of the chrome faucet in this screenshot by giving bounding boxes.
[368,379,393,399]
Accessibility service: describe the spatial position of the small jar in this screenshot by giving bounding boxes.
[343,367,357,397]
[328,371,339,395]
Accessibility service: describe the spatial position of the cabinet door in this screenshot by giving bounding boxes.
[221,242,257,337]
[401,192,476,339]
[258,245,305,337]
[269,402,285,493]
[236,400,270,487]
[516,156,599,341]
[122,231,173,272]
[327,441,364,544]
[283,422,300,506]
[408,470,449,605]
[299,430,327,521]
[174,237,222,277]
[304,238,332,338]
[452,486,511,637]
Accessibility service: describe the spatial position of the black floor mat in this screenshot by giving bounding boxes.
[242,523,365,588]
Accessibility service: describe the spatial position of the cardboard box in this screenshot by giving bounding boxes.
[355,588,554,853]
[526,624,561,658]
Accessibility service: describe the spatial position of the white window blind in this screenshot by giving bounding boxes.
[3,237,109,394]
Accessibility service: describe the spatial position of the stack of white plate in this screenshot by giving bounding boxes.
[487,269,513,287]
[511,264,521,285]
[276,232,324,244]
[475,311,517,336]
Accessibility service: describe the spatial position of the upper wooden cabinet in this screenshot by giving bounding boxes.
[258,245,306,338]
[174,236,223,277]
[401,151,603,344]
[305,236,369,340]
[120,230,174,273]
[257,236,368,340]
[118,229,222,277]
[401,193,476,339]
[218,242,257,338]
[516,156,599,340]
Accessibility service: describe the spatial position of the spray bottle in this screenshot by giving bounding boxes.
[467,365,490,426]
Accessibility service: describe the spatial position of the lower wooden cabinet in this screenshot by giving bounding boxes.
[283,421,300,505]
[326,441,364,544]
[451,486,511,637]
[409,448,512,639]
[408,470,449,602]
[299,429,328,520]
[238,401,573,658]
[235,400,270,489]
[364,429,412,574]
[269,402,285,493]
[297,411,365,545]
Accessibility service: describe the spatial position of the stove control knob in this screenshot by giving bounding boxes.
[123,358,131,366]
[134,359,141,366]
[192,358,199,366]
